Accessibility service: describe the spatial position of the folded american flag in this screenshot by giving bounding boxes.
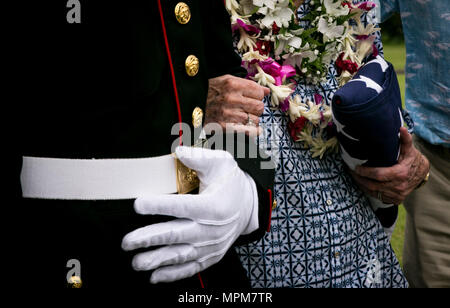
[332,55,405,236]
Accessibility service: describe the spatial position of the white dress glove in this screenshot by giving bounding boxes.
[121,146,259,284]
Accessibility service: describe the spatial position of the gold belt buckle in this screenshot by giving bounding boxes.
[173,154,200,194]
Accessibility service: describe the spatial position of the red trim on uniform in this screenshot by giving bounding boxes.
[158,0,203,287]
[198,273,205,289]
[157,0,183,145]
[267,189,273,232]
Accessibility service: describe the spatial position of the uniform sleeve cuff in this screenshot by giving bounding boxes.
[241,172,259,235]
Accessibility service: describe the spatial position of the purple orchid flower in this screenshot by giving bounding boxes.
[232,19,261,35]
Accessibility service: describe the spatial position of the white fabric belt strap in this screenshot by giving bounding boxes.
[20,155,178,200]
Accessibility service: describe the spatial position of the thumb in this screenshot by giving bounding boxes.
[398,126,413,162]
[263,86,271,97]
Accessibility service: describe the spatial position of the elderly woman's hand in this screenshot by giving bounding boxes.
[205,74,270,136]
[350,127,430,205]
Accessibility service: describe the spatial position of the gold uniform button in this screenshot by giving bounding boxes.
[192,107,203,128]
[67,276,82,288]
[175,2,191,24]
[185,55,199,77]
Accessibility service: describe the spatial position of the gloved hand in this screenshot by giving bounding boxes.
[121,146,259,284]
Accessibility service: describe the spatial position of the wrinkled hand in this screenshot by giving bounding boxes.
[121,146,258,284]
[205,74,270,136]
[351,127,430,205]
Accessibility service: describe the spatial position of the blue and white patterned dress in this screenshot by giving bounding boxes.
[235,1,408,288]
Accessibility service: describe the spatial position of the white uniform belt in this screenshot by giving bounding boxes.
[20,155,179,200]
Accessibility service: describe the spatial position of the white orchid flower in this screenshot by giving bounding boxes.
[240,0,257,15]
[258,1,294,29]
[301,50,318,63]
[290,28,304,36]
[318,17,345,42]
[323,0,350,17]
[276,32,295,40]
[274,32,296,56]
[282,52,304,69]
[274,39,287,56]
[257,6,269,15]
[253,0,276,10]
[288,37,302,49]
[282,41,318,69]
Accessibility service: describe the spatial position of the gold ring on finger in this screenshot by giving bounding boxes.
[247,113,256,127]
[377,191,383,201]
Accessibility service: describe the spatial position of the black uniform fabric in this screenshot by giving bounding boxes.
[7,0,274,288]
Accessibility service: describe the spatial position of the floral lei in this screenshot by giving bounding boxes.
[226,0,380,158]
